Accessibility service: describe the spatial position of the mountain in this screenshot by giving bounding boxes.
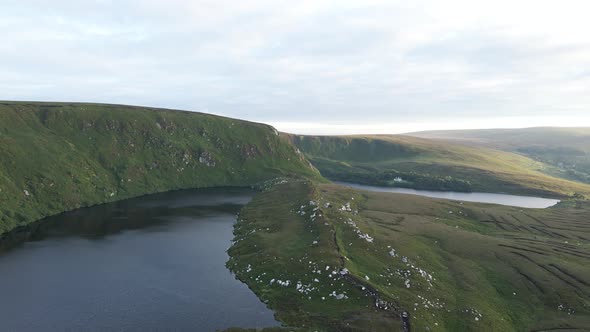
[286,134,590,198]
[0,101,318,234]
[2,103,589,331]
[409,127,590,186]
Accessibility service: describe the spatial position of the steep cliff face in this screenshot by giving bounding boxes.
[0,102,318,234]
[286,134,422,162]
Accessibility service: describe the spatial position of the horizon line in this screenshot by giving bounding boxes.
[2,99,589,136]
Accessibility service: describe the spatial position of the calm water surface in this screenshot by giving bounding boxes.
[0,188,278,331]
[336,182,560,208]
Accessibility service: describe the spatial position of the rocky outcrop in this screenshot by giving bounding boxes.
[241,144,260,159]
[198,151,216,167]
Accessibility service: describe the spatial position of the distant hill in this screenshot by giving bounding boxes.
[409,127,590,150]
[286,133,590,198]
[409,127,590,185]
[0,101,318,234]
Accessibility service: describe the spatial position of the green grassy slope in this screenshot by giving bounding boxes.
[228,180,590,331]
[0,101,318,235]
[228,180,399,332]
[410,127,590,185]
[286,134,590,198]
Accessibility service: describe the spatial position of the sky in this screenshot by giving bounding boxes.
[2,0,590,134]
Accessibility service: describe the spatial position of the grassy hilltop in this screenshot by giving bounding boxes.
[410,127,590,186]
[286,134,590,198]
[0,101,318,234]
[227,180,590,332]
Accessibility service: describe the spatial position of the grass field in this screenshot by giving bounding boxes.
[227,179,590,331]
[410,127,590,186]
[0,101,318,235]
[287,134,590,198]
[227,179,398,332]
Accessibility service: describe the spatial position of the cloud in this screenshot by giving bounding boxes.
[1,0,589,133]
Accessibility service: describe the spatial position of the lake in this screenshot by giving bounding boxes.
[0,188,278,331]
[336,182,560,208]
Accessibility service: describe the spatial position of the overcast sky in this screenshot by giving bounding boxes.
[2,0,590,134]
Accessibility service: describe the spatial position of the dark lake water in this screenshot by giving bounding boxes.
[337,182,560,208]
[0,188,278,331]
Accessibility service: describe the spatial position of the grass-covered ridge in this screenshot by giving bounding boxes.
[0,101,318,234]
[286,134,590,198]
[227,180,399,332]
[228,180,590,331]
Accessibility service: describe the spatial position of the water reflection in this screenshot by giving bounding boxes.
[336,182,560,208]
[0,187,278,331]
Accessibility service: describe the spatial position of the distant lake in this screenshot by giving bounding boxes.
[336,182,560,208]
[0,188,278,331]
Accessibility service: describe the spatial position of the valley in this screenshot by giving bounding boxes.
[287,134,590,199]
[0,103,588,332]
[410,128,590,187]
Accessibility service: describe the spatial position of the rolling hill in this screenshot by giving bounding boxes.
[409,127,590,185]
[286,134,590,198]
